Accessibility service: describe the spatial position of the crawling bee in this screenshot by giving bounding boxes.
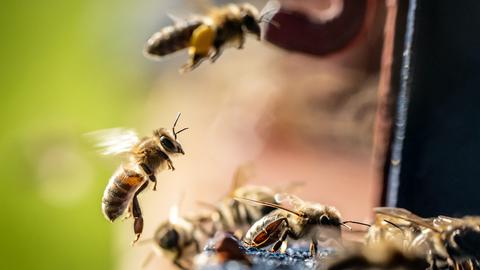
[327,242,429,270]
[143,205,212,270]
[239,194,361,257]
[144,3,262,72]
[206,166,277,235]
[94,113,187,244]
[367,207,480,270]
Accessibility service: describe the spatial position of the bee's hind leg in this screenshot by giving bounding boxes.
[180,50,207,73]
[131,181,148,245]
[209,47,223,63]
[237,35,245,49]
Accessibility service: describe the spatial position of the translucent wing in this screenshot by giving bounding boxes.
[167,13,184,24]
[375,207,437,231]
[228,163,255,196]
[87,128,139,156]
[169,204,180,224]
[274,193,305,209]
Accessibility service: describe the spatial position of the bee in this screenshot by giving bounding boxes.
[142,167,276,270]
[367,207,480,270]
[238,194,362,257]
[144,3,262,73]
[327,242,429,270]
[206,166,277,235]
[143,205,212,270]
[95,113,187,244]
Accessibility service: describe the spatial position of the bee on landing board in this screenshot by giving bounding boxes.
[144,3,262,73]
[326,242,429,270]
[143,166,276,270]
[142,205,212,270]
[92,113,187,244]
[367,207,480,270]
[204,165,277,236]
[237,194,367,257]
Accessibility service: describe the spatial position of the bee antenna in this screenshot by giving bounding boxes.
[382,219,406,235]
[172,112,181,133]
[172,113,188,139]
[175,127,189,139]
[342,221,371,228]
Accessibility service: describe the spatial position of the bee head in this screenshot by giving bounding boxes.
[154,223,180,251]
[154,113,187,155]
[313,206,342,228]
[154,128,185,155]
[239,3,261,40]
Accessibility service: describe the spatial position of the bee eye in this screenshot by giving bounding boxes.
[160,136,177,152]
[320,215,330,225]
[159,229,179,249]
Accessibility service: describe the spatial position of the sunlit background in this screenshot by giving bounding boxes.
[0,0,385,269]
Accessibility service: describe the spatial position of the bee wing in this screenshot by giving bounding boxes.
[167,13,185,24]
[228,164,255,196]
[86,128,140,156]
[374,207,437,231]
[274,193,304,209]
[432,215,463,228]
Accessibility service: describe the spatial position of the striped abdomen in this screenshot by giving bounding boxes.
[102,164,146,222]
[144,20,203,57]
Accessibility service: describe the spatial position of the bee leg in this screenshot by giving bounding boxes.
[173,260,188,270]
[209,48,223,63]
[181,51,206,73]
[270,229,289,252]
[193,238,200,253]
[237,35,245,49]
[122,203,132,220]
[131,181,148,245]
[167,158,175,171]
[173,251,188,270]
[140,163,157,191]
[309,239,318,257]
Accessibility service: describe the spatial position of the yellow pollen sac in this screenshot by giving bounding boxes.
[189,24,215,56]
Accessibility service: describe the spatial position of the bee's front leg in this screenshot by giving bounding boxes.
[140,163,157,191]
[131,181,148,245]
[167,158,175,171]
[173,260,188,270]
[173,251,188,270]
[309,239,318,257]
[271,228,290,253]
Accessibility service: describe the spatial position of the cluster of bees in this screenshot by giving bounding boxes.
[93,2,480,270]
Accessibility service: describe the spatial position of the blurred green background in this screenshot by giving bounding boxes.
[0,1,381,269]
[0,0,162,269]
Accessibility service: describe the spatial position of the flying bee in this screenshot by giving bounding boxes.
[238,194,366,257]
[144,3,263,73]
[93,113,187,244]
[368,207,480,270]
